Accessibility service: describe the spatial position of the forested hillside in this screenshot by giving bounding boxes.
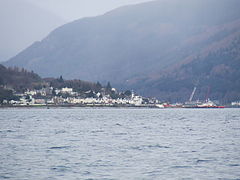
[0,64,125,103]
[137,37,240,103]
[0,65,42,91]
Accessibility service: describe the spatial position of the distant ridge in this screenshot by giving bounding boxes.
[3,0,240,103]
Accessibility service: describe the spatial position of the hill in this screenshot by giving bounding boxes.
[0,65,125,103]
[0,65,42,102]
[3,0,240,103]
[0,65,42,91]
[0,64,108,93]
[135,37,240,103]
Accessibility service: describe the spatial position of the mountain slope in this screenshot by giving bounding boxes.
[3,0,240,102]
[136,37,240,103]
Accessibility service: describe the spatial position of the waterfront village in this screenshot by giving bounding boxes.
[0,86,164,108]
[1,84,240,108]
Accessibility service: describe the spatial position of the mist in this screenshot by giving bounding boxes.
[0,0,153,62]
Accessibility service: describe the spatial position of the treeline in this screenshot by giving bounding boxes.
[0,65,43,92]
[0,88,19,103]
[45,76,103,93]
[0,64,131,103]
[45,76,132,99]
[0,65,43,102]
[0,64,107,94]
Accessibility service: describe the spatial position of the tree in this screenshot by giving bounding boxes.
[106,82,112,90]
[96,81,102,88]
[58,75,64,83]
[0,88,19,103]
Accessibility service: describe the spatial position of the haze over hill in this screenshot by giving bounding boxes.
[0,0,65,62]
[0,0,153,62]
[29,0,154,22]
[4,0,240,103]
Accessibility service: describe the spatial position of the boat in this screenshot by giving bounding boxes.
[163,103,183,108]
[193,99,224,108]
[183,87,224,108]
[155,104,165,108]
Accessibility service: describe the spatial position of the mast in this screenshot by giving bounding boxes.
[189,87,197,102]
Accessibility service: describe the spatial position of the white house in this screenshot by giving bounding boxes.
[61,87,73,93]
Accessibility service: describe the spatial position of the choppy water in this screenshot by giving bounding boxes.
[0,108,240,180]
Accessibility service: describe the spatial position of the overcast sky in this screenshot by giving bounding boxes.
[27,0,154,21]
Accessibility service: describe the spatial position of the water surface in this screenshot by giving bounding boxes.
[0,108,240,179]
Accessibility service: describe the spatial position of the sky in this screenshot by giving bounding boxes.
[27,0,154,21]
[0,0,153,62]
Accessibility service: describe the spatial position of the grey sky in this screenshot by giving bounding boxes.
[27,0,154,21]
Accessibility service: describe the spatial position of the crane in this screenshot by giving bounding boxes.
[189,87,197,102]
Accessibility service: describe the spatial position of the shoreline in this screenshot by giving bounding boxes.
[0,104,160,109]
[0,104,237,109]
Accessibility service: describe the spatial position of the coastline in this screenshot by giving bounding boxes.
[0,104,160,109]
[0,104,237,109]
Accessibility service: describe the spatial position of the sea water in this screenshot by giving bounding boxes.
[0,108,240,180]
